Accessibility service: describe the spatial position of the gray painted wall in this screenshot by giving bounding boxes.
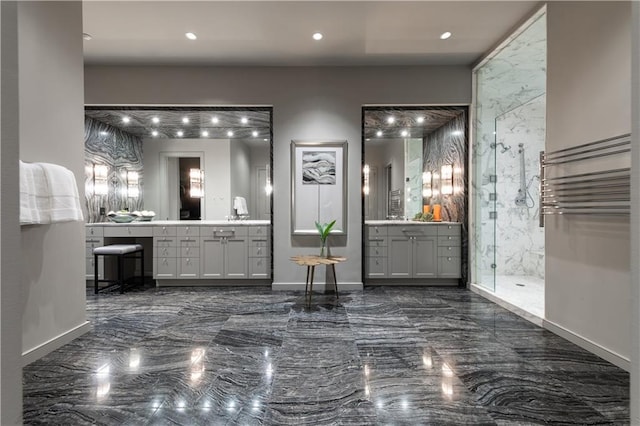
[19,2,87,359]
[84,65,471,288]
[631,2,639,422]
[546,2,631,362]
[1,2,23,422]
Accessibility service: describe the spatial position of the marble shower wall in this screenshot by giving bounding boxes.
[472,12,546,283]
[494,95,545,279]
[84,117,143,223]
[423,110,468,281]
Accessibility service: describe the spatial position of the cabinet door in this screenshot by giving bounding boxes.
[179,257,200,278]
[438,256,461,278]
[225,237,248,278]
[366,256,387,278]
[86,256,104,279]
[200,237,225,278]
[413,236,438,278]
[155,257,177,278]
[249,257,270,278]
[388,236,412,277]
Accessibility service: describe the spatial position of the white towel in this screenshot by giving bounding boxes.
[20,161,50,225]
[37,162,84,223]
[233,196,248,216]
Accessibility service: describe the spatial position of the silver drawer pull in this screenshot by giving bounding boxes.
[448,236,452,240]
[448,257,452,261]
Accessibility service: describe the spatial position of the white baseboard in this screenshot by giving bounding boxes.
[470,283,543,326]
[22,321,91,366]
[272,281,363,292]
[543,319,631,371]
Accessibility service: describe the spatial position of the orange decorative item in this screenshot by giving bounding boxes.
[423,205,431,214]
[432,204,442,221]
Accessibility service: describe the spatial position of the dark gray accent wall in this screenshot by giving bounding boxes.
[84,117,143,222]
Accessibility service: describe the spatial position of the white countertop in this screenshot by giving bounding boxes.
[365,220,460,225]
[87,220,270,226]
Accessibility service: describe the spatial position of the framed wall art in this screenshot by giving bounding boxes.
[291,140,347,235]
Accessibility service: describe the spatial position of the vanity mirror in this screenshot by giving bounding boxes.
[84,106,273,222]
[362,106,467,221]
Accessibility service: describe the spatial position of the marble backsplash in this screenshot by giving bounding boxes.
[84,117,143,223]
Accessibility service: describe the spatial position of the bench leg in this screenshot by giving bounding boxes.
[94,254,99,294]
[332,263,339,300]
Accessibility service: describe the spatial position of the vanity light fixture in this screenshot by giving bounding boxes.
[93,164,109,196]
[440,31,452,40]
[182,117,190,124]
[312,32,323,41]
[189,168,204,198]
[241,117,248,124]
[201,130,209,137]
[151,130,159,137]
[227,130,234,137]
[127,171,139,198]
[185,32,197,40]
[363,164,370,195]
[252,130,259,137]
[152,116,160,124]
[211,116,219,124]
[441,164,454,195]
[422,171,432,198]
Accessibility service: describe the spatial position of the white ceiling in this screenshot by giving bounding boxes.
[82,1,539,66]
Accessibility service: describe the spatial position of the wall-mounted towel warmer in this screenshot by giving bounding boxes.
[539,133,631,227]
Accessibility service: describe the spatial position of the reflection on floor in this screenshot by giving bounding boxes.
[23,286,628,425]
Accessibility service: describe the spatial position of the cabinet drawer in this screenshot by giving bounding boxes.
[438,256,461,278]
[178,257,200,278]
[366,237,387,247]
[86,239,105,257]
[153,226,177,237]
[438,245,461,258]
[180,246,199,258]
[249,226,270,237]
[86,226,104,237]
[154,238,176,248]
[438,224,461,236]
[249,239,268,247]
[178,238,199,248]
[201,226,248,238]
[249,245,269,257]
[388,226,438,237]
[177,226,200,237]
[366,256,387,278]
[154,257,177,278]
[249,257,271,278]
[366,246,387,257]
[438,235,461,246]
[85,257,104,279]
[104,226,152,237]
[154,246,177,258]
[366,226,387,238]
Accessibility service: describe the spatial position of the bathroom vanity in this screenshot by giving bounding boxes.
[86,220,271,286]
[365,221,461,285]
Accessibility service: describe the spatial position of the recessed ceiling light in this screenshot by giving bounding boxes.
[185,32,197,40]
[201,130,209,137]
[122,116,130,124]
[182,117,189,124]
[241,117,248,124]
[151,130,159,137]
[152,116,160,124]
[211,116,219,124]
[263,138,268,142]
[440,31,452,40]
[176,130,184,137]
[100,131,108,136]
[227,131,234,137]
[401,130,409,137]
[387,117,395,124]
[376,130,383,137]
[416,116,425,123]
[82,33,92,41]
[312,32,323,41]
[451,130,463,136]
[252,130,259,137]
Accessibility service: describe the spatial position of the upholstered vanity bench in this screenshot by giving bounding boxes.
[93,244,144,294]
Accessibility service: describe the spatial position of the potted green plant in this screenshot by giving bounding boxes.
[315,219,336,257]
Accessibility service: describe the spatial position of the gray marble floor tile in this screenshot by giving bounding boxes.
[23,286,629,425]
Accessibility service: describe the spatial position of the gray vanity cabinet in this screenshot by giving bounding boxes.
[200,226,248,279]
[387,226,438,278]
[85,226,104,280]
[365,225,388,278]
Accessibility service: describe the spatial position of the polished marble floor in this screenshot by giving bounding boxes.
[23,286,629,425]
